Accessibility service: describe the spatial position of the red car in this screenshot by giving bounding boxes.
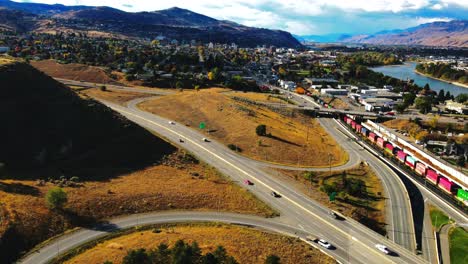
[244,179,253,185]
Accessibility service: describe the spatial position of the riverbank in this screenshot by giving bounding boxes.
[414,69,468,89]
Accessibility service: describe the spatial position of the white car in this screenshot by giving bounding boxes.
[318,239,332,249]
[202,138,209,142]
[375,244,390,254]
[168,121,175,125]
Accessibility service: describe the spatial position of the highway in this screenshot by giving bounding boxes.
[25,79,435,263]
[103,98,425,264]
[19,212,319,264]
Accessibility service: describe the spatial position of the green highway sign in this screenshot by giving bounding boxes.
[329,191,337,201]
[199,122,206,129]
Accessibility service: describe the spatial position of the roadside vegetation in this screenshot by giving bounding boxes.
[277,163,387,235]
[0,61,274,262]
[139,88,348,167]
[449,227,468,264]
[64,223,333,264]
[429,205,452,229]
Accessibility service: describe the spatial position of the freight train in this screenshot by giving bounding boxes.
[343,116,468,205]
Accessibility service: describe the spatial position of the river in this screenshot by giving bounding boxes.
[371,62,467,96]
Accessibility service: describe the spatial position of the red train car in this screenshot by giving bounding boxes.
[438,176,459,194]
[385,143,394,154]
[426,169,439,184]
[356,124,362,133]
[368,132,377,142]
[415,162,426,176]
[376,137,386,148]
[397,150,407,163]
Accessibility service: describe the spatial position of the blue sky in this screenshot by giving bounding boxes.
[14,0,468,35]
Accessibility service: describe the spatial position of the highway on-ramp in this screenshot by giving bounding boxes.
[102,98,426,264]
[19,212,321,264]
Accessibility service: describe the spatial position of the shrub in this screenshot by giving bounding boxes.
[227,144,242,152]
[45,187,68,210]
[256,124,267,136]
[100,85,107,91]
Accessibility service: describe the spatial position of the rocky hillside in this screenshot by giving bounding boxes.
[0,0,301,47]
[0,59,175,180]
[340,20,468,47]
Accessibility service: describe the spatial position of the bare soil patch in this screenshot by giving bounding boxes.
[31,60,118,84]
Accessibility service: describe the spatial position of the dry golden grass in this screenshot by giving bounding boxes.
[321,96,349,110]
[31,60,118,84]
[139,88,347,167]
[226,91,290,104]
[0,153,275,259]
[276,164,386,234]
[66,224,334,264]
[81,89,153,106]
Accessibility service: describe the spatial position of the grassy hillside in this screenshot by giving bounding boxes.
[0,60,176,180]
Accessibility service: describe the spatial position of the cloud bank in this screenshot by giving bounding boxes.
[14,0,468,35]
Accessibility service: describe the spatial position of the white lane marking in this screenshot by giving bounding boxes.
[109,103,421,264]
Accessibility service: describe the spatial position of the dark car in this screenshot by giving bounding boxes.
[271,191,281,198]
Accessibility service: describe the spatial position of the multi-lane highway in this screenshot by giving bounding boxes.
[101,98,425,264]
[23,79,461,264]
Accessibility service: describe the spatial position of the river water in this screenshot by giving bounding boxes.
[371,62,467,96]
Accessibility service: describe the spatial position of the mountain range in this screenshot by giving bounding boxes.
[0,0,301,48]
[301,20,467,48]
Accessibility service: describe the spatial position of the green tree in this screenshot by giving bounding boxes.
[437,89,445,102]
[149,243,171,263]
[45,187,68,210]
[455,93,468,103]
[123,249,151,264]
[457,156,466,168]
[394,103,408,114]
[256,124,267,136]
[403,93,416,106]
[265,254,281,264]
[415,97,433,114]
[176,81,184,89]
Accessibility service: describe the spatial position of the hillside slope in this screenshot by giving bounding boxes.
[0,1,301,47]
[0,59,175,179]
[340,20,468,47]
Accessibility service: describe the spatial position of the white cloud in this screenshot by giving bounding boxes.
[12,0,466,35]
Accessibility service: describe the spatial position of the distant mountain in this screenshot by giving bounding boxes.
[0,0,301,48]
[340,20,468,47]
[0,0,88,15]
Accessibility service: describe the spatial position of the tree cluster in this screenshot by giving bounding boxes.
[416,63,468,85]
[119,240,238,264]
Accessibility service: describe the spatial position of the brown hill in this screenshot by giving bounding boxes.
[341,20,468,47]
[0,59,175,180]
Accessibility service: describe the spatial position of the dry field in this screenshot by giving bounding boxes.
[31,60,118,84]
[321,96,349,109]
[80,89,153,106]
[139,88,348,167]
[225,91,292,104]
[276,164,387,234]
[0,151,275,260]
[66,223,334,264]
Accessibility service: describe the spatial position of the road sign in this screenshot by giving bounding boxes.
[199,122,206,129]
[329,192,337,201]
